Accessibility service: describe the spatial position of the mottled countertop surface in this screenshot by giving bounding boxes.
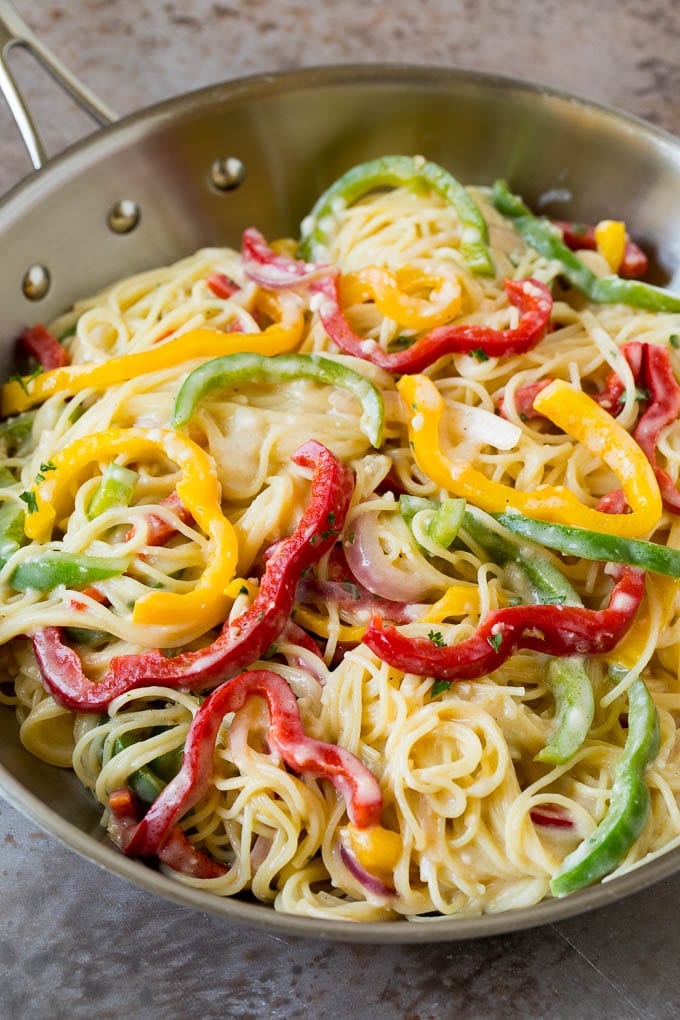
[2,2,680,1017]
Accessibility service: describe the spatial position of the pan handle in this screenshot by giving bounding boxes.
[0,0,117,170]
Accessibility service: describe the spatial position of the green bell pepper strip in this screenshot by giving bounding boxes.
[0,412,34,450]
[536,657,595,765]
[491,180,680,313]
[113,731,168,805]
[400,496,594,760]
[0,503,25,564]
[497,511,680,580]
[172,352,384,448]
[401,496,582,606]
[9,551,128,592]
[87,463,138,520]
[550,677,660,896]
[298,155,494,276]
[63,626,112,646]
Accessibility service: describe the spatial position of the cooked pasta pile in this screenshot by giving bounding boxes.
[3,156,680,923]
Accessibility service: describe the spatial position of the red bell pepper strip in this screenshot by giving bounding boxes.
[497,378,552,421]
[312,274,552,374]
[125,491,194,546]
[108,787,226,878]
[19,324,69,369]
[622,343,680,514]
[552,220,649,279]
[502,342,680,514]
[108,668,383,870]
[362,566,644,680]
[241,227,329,290]
[206,273,241,299]
[33,440,355,711]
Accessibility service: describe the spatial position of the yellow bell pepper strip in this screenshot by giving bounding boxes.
[417,584,482,622]
[23,427,237,630]
[603,575,680,670]
[398,374,662,538]
[314,274,552,375]
[0,290,305,416]
[32,441,354,711]
[553,219,648,278]
[594,220,627,274]
[298,155,494,275]
[292,604,366,644]
[339,265,462,330]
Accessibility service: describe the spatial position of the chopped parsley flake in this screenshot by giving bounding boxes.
[428,630,446,648]
[19,490,38,514]
[487,631,503,653]
[9,366,42,395]
[430,678,452,699]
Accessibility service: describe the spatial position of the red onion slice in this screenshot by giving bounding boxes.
[242,227,331,290]
[530,805,574,829]
[340,844,394,898]
[343,509,449,602]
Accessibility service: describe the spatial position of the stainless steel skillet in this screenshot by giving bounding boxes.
[1,0,680,943]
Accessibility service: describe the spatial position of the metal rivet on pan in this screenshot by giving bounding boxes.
[107,198,141,234]
[210,157,245,191]
[22,264,50,301]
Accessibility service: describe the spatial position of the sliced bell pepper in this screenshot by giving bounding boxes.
[402,497,593,758]
[362,565,643,680]
[594,220,626,274]
[497,511,680,579]
[172,351,384,448]
[536,657,595,765]
[504,343,680,517]
[0,290,305,416]
[492,181,680,312]
[19,323,69,369]
[87,463,138,520]
[0,502,26,564]
[10,551,128,592]
[298,155,494,275]
[550,678,660,895]
[399,374,662,538]
[23,427,237,631]
[340,264,462,330]
[313,274,552,374]
[33,440,354,711]
[553,219,648,278]
[107,668,384,876]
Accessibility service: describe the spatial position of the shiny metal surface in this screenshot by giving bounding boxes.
[2,63,680,942]
[0,0,115,168]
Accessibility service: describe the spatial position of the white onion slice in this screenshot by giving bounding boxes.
[447,402,521,450]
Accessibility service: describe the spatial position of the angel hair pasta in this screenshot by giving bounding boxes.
[3,154,680,923]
